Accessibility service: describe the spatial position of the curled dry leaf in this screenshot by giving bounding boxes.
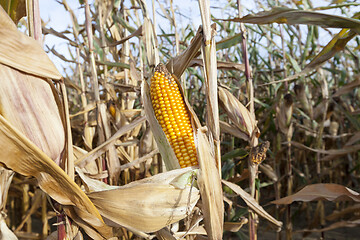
[294,220,360,234]
[86,168,200,233]
[290,141,360,156]
[189,59,246,72]
[0,6,61,79]
[224,219,248,232]
[0,64,65,164]
[143,17,159,67]
[218,86,257,141]
[197,130,224,240]
[224,7,360,32]
[272,184,360,204]
[332,74,360,98]
[0,217,18,240]
[222,180,282,229]
[166,26,203,79]
[276,93,293,135]
[0,115,112,239]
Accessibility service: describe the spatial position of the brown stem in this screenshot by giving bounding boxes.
[237,0,258,239]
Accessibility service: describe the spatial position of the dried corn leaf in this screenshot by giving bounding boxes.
[87,168,200,233]
[276,94,293,135]
[75,116,146,168]
[0,166,13,209]
[226,7,360,33]
[0,115,112,238]
[0,7,61,79]
[224,219,248,232]
[295,220,360,233]
[143,17,159,67]
[333,74,360,97]
[272,184,360,204]
[290,141,360,155]
[345,131,360,146]
[166,27,203,79]
[222,180,282,229]
[219,120,250,141]
[218,86,257,140]
[304,29,356,71]
[189,59,246,72]
[155,228,177,240]
[326,204,360,221]
[0,64,65,163]
[197,130,224,239]
[0,216,18,240]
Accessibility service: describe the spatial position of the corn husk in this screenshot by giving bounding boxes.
[197,129,224,240]
[218,86,258,142]
[0,7,112,238]
[0,115,112,239]
[86,167,200,233]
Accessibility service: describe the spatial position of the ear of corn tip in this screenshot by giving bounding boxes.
[150,63,198,168]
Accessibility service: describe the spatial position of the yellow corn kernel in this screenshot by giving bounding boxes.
[150,63,198,168]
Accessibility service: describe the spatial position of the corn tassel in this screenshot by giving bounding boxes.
[150,63,198,168]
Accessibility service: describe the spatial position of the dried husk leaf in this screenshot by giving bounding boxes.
[222,180,282,229]
[75,116,146,168]
[0,216,18,240]
[143,17,159,67]
[0,64,65,163]
[155,228,177,240]
[332,74,360,97]
[219,120,250,141]
[218,86,257,140]
[224,219,248,232]
[276,93,293,135]
[87,168,200,233]
[272,184,360,204]
[225,7,360,32]
[0,115,112,239]
[294,220,360,234]
[189,59,245,72]
[0,6,61,79]
[197,130,224,240]
[0,166,13,210]
[166,27,203,79]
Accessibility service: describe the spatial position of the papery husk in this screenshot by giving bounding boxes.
[87,168,200,233]
[196,130,224,240]
[218,86,257,141]
[143,17,159,67]
[0,115,112,239]
[276,93,293,135]
[0,6,61,79]
[0,216,18,240]
[0,64,65,163]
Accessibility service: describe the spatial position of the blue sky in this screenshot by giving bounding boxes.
[39,0,360,73]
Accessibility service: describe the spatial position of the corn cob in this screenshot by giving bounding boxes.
[150,63,198,168]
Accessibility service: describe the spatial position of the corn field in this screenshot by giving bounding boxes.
[0,0,360,239]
